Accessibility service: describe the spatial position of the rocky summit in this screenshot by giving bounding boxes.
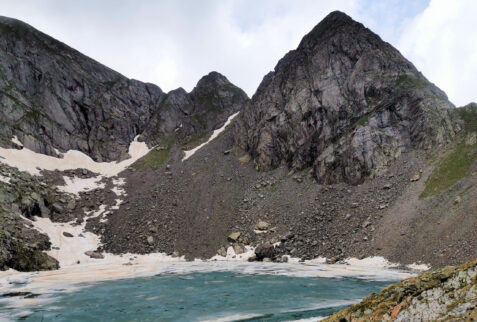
[234,11,456,184]
[142,71,248,147]
[0,9,475,312]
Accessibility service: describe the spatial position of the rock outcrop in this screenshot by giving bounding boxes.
[234,11,457,184]
[0,16,165,161]
[325,260,477,321]
[0,16,247,162]
[0,204,58,271]
[142,71,248,146]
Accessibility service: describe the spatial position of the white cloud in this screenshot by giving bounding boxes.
[398,0,477,106]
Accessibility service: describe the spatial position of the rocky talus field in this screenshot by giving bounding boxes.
[0,11,475,320]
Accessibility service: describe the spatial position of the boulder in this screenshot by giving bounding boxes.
[227,232,241,242]
[255,242,276,261]
[362,220,371,228]
[84,251,104,259]
[233,244,245,255]
[52,203,63,213]
[254,220,270,231]
[62,232,74,238]
[217,246,227,257]
[66,199,76,210]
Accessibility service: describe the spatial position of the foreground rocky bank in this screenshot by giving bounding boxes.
[325,260,477,321]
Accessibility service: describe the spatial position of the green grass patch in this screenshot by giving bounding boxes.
[180,131,210,150]
[131,149,170,170]
[395,74,429,90]
[356,114,371,127]
[131,136,175,170]
[420,104,477,198]
[455,104,477,134]
[420,142,477,198]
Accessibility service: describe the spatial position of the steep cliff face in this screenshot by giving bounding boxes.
[142,71,248,146]
[0,17,247,162]
[0,16,166,162]
[234,11,457,184]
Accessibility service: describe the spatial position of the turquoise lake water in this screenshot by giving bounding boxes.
[2,271,394,321]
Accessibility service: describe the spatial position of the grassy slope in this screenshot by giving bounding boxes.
[421,105,477,198]
[131,136,175,170]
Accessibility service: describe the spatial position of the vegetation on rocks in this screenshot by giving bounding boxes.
[1,237,59,271]
[421,142,477,198]
[325,260,477,321]
[0,206,58,271]
[0,164,77,271]
[421,104,477,198]
[132,137,175,170]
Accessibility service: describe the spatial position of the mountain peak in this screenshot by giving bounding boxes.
[298,11,369,49]
[235,10,456,185]
[195,71,230,89]
[322,10,355,23]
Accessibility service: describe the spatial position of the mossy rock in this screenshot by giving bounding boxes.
[324,260,477,321]
[1,238,59,272]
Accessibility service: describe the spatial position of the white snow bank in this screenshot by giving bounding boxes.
[57,176,105,196]
[209,245,255,261]
[406,263,431,271]
[344,256,399,269]
[111,177,126,197]
[344,257,430,272]
[11,136,23,147]
[183,112,239,161]
[0,136,150,176]
[25,205,106,267]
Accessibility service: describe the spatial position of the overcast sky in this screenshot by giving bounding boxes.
[1,0,475,106]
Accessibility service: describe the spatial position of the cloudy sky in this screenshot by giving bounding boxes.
[1,0,475,106]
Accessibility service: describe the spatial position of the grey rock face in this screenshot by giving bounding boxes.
[0,17,247,161]
[0,16,166,161]
[234,11,457,184]
[142,71,248,146]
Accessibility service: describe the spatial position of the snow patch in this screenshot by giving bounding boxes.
[209,245,255,261]
[303,257,327,264]
[57,176,105,196]
[111,177,126,197]
[11,136,23,147]
[407,263,431,271]
[344,256,399,269]
[183,112,239,161]
[25,205,106,267]
[0,136,150,176]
